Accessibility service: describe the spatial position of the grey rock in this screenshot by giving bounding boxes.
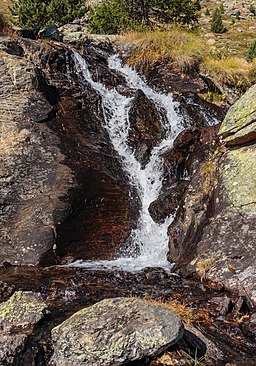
[50,297,184,366]
[0,291,48,365]
[0,291,47,334]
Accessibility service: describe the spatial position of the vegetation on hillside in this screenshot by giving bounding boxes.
[9,0,86,28]
[210,7,226,33]
[88,0,201,34]
[117,28,210,72]
[117,27,256,95]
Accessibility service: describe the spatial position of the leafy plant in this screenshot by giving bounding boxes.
[9,0,86,28]
[211,8,227,34]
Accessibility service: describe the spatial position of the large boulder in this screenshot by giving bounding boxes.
[50,297,184,366]
[0,291,47,365]
[168,88,256,303]
[219,84,256,145]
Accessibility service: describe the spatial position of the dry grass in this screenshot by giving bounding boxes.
[201,56,256,91]
[117,28,210,73]
[145,297,212,325]
[0,0,11,15]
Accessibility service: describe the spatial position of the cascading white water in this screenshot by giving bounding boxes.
[70,52,183,271]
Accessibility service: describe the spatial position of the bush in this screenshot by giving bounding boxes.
[247,40,256,62]
[9,0,86,28]
[0,12,10,35]
[211,8,227,34]
[88,0,201,34]
[88,0,143,34]
[249,5,256,16]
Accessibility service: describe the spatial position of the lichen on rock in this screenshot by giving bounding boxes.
[50,297,184,366]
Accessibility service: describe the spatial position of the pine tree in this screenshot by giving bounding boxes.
[10,0,86,28]
[211,8,226,34]
[247,40,256,62]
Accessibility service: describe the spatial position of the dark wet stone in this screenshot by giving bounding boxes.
[148,182,188,224]
[128,89,164,166]
[39,24,62,42]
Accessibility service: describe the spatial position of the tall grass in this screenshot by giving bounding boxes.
[117,28,210,73]
[117,27,256,91]
[201,56,255,91]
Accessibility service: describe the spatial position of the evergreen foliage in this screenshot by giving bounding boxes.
[211,8,226,34]
[9,0,86,28]
[88,0,201,34]
[87,0,144,34]
[247,40,256,62]
[249,5,256,16]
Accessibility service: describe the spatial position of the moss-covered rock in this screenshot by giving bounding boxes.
[219,84,256,145]
[0,291,47,365]
[50,297,184,366]
[0,291,47,334]
[222,146,256,214]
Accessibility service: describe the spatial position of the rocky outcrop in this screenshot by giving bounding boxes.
[128,89,164,165]
[0,291,47,365]
[219,84,256,145]
[168,86,256,303]
[50,297,184,366]
[149,182,188,224]
[0,37,135,265]
[0,39,73,265]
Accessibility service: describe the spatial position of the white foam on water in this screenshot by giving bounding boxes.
[68,52,183,272]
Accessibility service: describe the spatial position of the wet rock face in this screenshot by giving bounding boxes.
[149,182,188,224]
[128,89,164,165]
[168,87,256,303]
[0,291,47,365]
[0,37,134,265]
[50,297,184,366]
[0,43,73,265]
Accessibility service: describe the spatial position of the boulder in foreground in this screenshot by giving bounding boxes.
[50,297,184,366]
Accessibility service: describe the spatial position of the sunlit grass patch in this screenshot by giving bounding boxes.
[201,56,255,90]
[145,297,212,325]
[117,28,210,73]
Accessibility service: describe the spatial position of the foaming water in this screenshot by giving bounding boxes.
[69,52,183,272]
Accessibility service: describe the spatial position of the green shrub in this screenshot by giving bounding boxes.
[87,0,143,34]
[88,0,201,34]
[249,5,256,16]
[211,8,227,34]
[247,40,256,62]
[9,0,86,28]
[235,10,240,20]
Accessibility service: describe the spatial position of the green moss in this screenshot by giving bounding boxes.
[221,146,256,214]
[0,291,46,330]
[219,84,256,137]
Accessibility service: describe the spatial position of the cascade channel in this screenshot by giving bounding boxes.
[69,52,183,271]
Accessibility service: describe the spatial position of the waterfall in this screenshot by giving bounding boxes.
[69,51,183,271]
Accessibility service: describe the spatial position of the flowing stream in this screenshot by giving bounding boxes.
[70,52,183,271]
